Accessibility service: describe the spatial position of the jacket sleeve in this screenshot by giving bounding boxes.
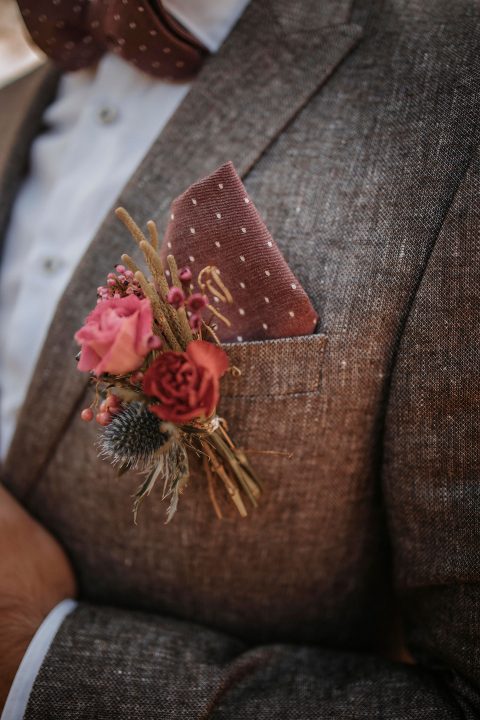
[24,156,480,720]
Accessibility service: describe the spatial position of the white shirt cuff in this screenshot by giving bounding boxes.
[1,599,77,720]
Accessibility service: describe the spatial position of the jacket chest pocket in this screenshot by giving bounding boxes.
[221,332,328,398]
[217,333,328,507]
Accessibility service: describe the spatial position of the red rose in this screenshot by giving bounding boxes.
[143,340,229,424]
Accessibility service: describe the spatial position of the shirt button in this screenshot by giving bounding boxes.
[42,256,64,273]
[97,105,119,125]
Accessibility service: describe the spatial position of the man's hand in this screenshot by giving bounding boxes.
[0,486,76,709]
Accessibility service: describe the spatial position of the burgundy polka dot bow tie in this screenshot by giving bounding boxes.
[17,0,208,80]
[161,163,318,342]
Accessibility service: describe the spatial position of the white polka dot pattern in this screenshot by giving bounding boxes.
[17,0,209,81]
[160,162,318,342]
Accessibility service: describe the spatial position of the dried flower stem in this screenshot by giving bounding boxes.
[204,455,223,519]
[162,303,189,350]
[198,266,233,304]
[121,253,141,276]
[135,271,181,351]
[116,208,184,343]
[210,431,260,506]
[200,439,247,517]
[137,241,190,349]
[117,215,191,351]
[166,255,193,345]
[220,424,260,491]
[139,240,169,296]
[206,303,232,328]
[115,207,149,247]
[218,423,262,494]
[201,321,222,345]
[146,220,159,251]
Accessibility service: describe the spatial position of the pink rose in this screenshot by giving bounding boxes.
[75,295,159,376]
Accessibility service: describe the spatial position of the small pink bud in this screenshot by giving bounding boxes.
[188,293,208,313]
[125,270,134,280]
[96,411,111,426]
[126,286,134,295]
[189,313,202,332]
[107,278,116,287]
[99,395,117,414]
[101,394,121,414]
[148,335,162,350]
[166,286,185,309]
[178,267,192,283]
[80,408,94,422]
[117,274,126,283]
[115,264,126,274]
[107,272,116,279]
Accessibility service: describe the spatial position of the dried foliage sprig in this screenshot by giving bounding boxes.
[75,207,262,522]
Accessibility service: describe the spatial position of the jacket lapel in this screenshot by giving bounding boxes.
[0,63,59,260]
[3,0,363,499]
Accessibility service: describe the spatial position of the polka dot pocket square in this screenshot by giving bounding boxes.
[161,162,318,342]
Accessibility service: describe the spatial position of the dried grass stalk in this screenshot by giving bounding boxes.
[166,255,193,344]
[200,439,247,517]
[115,207,149,247]
[146,219,159,250]
[134,271,181,351]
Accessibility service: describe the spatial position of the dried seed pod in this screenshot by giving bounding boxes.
[99,402,175,470]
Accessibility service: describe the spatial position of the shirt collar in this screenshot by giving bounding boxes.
[163,0,251,53]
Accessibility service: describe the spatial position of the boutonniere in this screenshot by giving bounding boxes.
[75,207,262,523]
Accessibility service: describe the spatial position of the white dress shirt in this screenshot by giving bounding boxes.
[0,1,250,717]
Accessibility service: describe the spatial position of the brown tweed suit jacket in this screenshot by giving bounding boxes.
[1,0,480,716]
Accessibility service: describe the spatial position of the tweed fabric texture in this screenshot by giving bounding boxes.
[161,162,318,341]
[26,603,475,719]
[0,0,478,716]
[17,0,208,80]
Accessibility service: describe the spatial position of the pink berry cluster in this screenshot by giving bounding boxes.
[165,267,208,331]
[96,264,144,304]
[81,393,122,426]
